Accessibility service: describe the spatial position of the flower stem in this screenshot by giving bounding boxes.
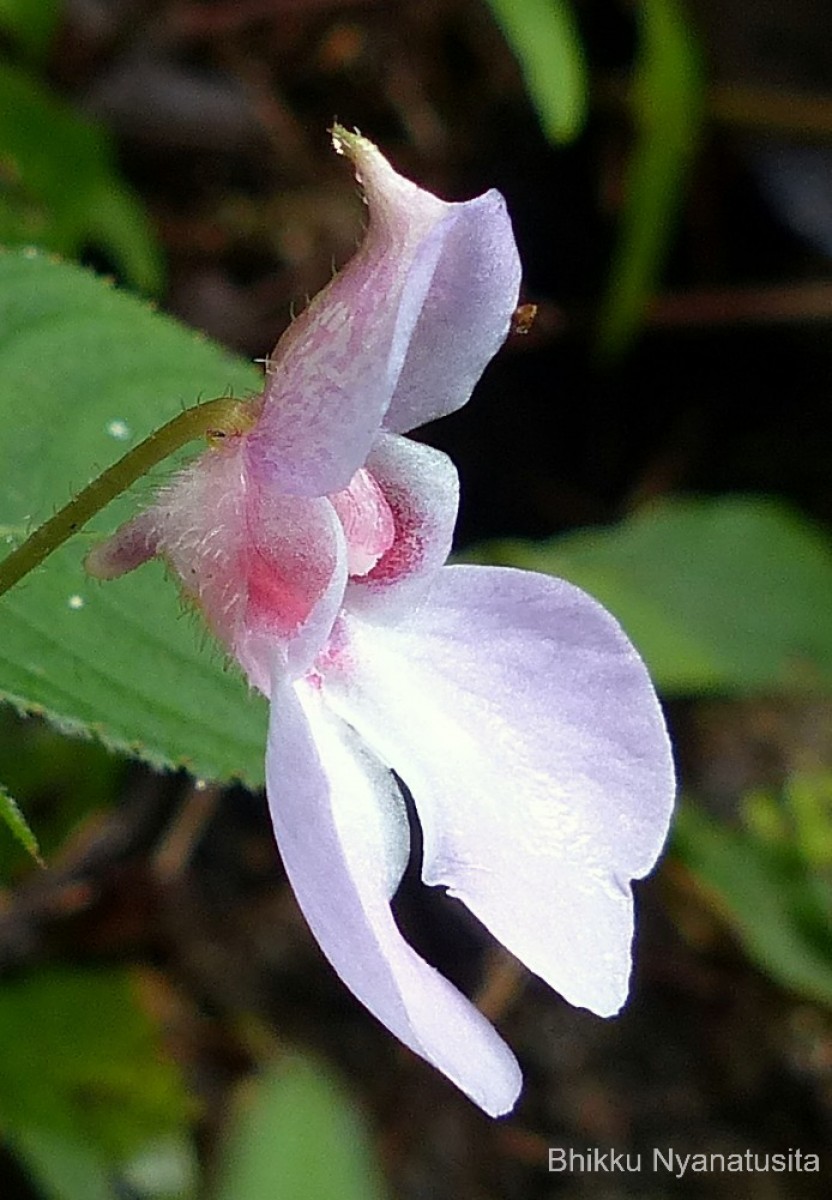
[0,396,258,598]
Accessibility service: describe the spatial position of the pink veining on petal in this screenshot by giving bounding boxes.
[365,472,436,585]
[344,432,459,618]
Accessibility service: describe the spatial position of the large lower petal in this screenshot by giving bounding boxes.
[344,431,459,618]
[266,671,522,1116]
[322,565,675,1017]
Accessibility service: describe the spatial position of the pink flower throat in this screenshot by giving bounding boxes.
[328,467,396,578]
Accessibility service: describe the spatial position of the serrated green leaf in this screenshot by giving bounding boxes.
[0,0,61,62]
[215,1057,387,1200]
[467,496,832,694]
[0,779,41,862]
[0,249,267,782]
[485,0,587,144]
[597,0,703,358]
[0,968,191,1160]
[674,800,832,1008]
[0,63,163,293]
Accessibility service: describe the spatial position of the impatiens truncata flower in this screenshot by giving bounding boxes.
[88,127,675,1116]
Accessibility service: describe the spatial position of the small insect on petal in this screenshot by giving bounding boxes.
[510,303,538,336]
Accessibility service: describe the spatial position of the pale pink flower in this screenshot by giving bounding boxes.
[89,128,674,1116]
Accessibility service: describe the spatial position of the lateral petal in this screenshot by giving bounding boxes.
[266,671,522,1116]
[322,565,675,1017]
[344,431,459,617]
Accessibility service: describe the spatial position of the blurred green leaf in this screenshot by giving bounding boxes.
[9,1128,116,1200]
[0,249,266,783]
[468,496,832,694]
[485,0,587,143]
[0,779,41,863]
[122,1135,198,1200]
[597,0,703,358]
[0,0,61,62]
[10,1129,198,1200]
[675,800,832,1008]
[0,63,163,293]
[743,788,790,847]
[785,772,832,869]
[214,1057,387,1200]
[0,709,123,876]
[83,181,166,300]
[0,968,191,1161]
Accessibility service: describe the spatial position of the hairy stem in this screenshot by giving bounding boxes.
[0,396,258,598]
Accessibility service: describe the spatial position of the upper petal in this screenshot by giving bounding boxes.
[266,670,522,1116]
[246,131,447,497]
[246,130,520,496]
[321,565,676,1017]
[383,189,522,434]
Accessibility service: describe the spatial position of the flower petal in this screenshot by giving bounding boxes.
[327,467,396,578]
[382,189,522,434]
[266,669,522,1116]
[92,439,348,694]
[246,130,521,496]
[246,132,452,497]
[239,457,349,686]
[322,565,675,1017]
[344,431,459,617]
